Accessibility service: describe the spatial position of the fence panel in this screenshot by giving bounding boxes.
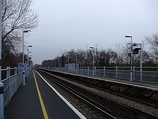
[43,66,158,83]
[2,68,23,107]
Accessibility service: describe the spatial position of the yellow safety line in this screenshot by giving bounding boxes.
[33,71,49,119]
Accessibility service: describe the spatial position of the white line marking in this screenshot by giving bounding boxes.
[35,70,87,119]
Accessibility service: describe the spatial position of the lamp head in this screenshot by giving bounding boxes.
[28,45,32,47]
[125,35,132,38]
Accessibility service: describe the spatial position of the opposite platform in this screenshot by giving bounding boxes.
[4,70,84,119]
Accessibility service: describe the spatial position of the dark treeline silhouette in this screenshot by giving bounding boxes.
[42,46,157,68]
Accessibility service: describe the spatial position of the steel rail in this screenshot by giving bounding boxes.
[38,69,158,119]
[39,70,116,119]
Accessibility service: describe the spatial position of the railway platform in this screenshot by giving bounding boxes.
[4,70,85,119]
[42,69,158,107]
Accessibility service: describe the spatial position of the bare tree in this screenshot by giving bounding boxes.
[76,50,86,66]
[2,0,38,67]
[2,0,38,39]
[145,34,158,64]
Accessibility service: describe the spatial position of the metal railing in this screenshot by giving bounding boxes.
[1,67,23,107]
[1,66,32,106]
[0,65,32,119]
[42,66,158,83]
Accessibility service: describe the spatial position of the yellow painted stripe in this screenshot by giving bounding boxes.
[33,71,49,119]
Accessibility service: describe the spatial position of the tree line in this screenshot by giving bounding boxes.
[42,34,158,68]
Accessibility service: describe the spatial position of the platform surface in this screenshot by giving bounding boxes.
[4,70,82,119]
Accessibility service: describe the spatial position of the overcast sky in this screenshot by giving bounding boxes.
[26,0,158,64]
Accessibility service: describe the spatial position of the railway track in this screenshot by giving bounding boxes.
[37,69,157,119]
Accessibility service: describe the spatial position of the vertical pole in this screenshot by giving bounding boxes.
[140,44,142,82]
[0,83,3,119]
[104,66,105,77]
[68,53,69,65]
[68,53,69,72]
[90,47,95,76]
[125,36,133,81]
[22,32,26,85]
[26,47,29,77]
[0,0,4,118]
[14,67,17,75]
[92,53,94,76]
[130,66,132,81]
[22,30,30,85]
[130,37,133,81]
[87,67,89,75]
[94,66,96,76]
[0,0,1,82]
[116,66,118,78]
[76,53,77,74]
[82,67,83,74]
[7,67,10,80]
[78,66,80,74]
[6,67,11,101]
[133,66,135,81]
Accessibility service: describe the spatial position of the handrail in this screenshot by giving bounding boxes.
[0,66,32,119]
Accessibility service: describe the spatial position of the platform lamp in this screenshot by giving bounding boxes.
[132,43,142,82]
[22,30,31,85]
[125,35,133,81]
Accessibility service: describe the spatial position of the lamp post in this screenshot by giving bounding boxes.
[125,35,133,81]
[132,43,142,82]
[27,45,32,77]
[140,44,142,82]
[22,30,31,85]
[90,47,95,76]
